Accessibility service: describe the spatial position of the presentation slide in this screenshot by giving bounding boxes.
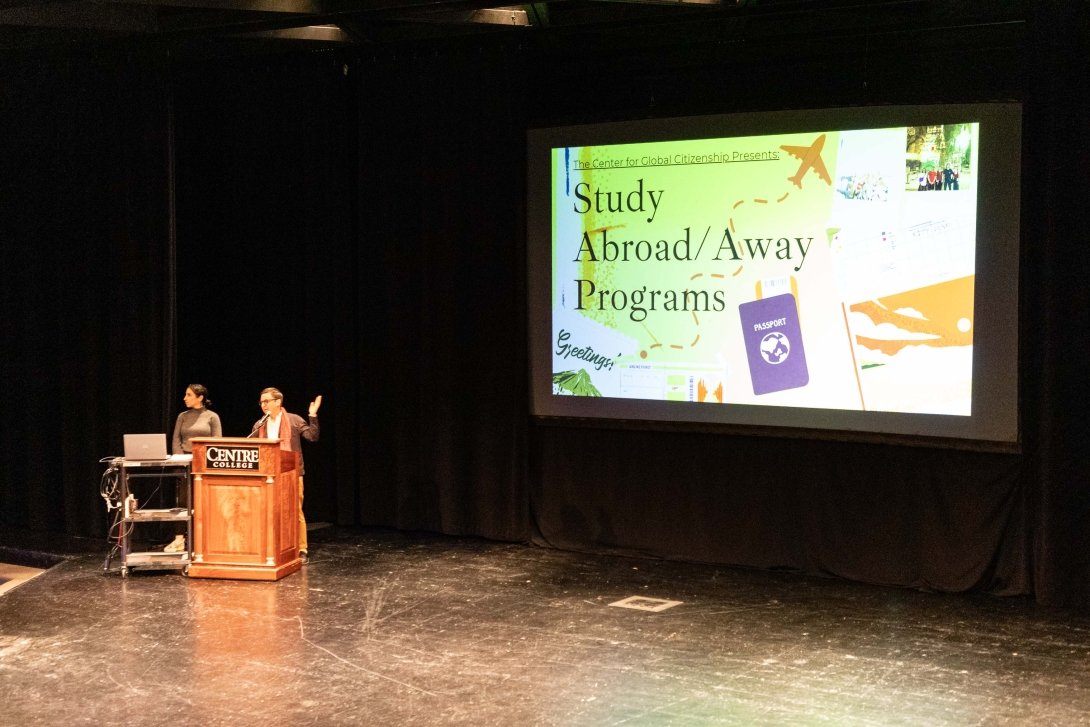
[528,105,1021,446]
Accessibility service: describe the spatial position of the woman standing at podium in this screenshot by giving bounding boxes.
[171,384,223,454]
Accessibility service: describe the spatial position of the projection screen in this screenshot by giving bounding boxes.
[527,104,1021,447]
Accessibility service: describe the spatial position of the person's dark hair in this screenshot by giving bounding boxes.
[189,383,212,409]
[260,387,283,403]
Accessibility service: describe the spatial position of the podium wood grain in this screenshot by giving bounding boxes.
[187,437,302,580]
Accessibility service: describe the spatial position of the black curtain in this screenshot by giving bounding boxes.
[352,47,530,539]
[1022,2,1090,606]
[172,47,530,538]
[0,52,175,538]
[172,51,358,524]
[532,427,1026,593]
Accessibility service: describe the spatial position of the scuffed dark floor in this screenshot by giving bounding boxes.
[2,527,1090,726]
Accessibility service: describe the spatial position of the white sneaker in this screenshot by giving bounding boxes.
[164,535,187,553]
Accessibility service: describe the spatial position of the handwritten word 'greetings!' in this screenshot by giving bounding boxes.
[555,329,617,371]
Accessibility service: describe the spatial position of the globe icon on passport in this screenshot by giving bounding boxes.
[759,332,791,364]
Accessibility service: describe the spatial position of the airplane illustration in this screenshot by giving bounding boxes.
[780,134,832,189]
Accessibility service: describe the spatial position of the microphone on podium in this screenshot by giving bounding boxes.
[248,414,269,438]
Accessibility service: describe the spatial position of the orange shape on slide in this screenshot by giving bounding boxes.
[696,379,725,403]
[850,275,974,356]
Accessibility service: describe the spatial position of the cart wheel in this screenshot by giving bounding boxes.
[182,565,190,577]
[121,566,129,578]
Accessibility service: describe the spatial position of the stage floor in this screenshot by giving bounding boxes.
[2,527,1089,726]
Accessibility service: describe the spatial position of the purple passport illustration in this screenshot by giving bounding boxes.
[738,293,809,395]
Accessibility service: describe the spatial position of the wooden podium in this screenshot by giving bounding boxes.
[187,437,302,580]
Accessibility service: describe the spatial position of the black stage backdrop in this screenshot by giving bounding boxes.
[0,54,176,540]
[171,53,359,527]
[1,5,1088,606]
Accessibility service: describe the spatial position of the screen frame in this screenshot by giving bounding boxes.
[527,103,1022,450]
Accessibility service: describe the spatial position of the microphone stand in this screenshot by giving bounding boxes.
[247,414,269,439]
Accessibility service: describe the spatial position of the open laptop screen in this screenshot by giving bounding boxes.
[123,433,168,461]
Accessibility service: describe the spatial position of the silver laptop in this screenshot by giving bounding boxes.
[123,433,169,461]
